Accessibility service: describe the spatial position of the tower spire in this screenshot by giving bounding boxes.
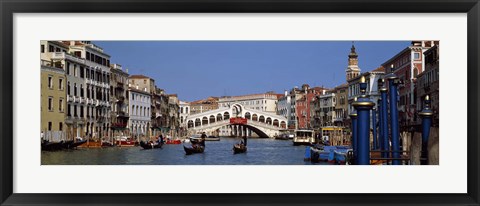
[346,40,361,81]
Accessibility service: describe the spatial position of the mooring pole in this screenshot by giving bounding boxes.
[377,99,383,154]
[379,78,389,158]
[352,76,375,165]
[418,95,433,165]
[386,65,401,165]
[372,107,377,150]
[349,110,358,165]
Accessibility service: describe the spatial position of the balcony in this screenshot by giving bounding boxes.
[78,97,83,104]
[51,52,85,64]
[67,95,73,102]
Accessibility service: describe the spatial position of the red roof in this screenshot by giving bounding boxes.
[129,74,151,79]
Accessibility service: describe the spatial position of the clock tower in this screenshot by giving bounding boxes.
[346,42,361,81]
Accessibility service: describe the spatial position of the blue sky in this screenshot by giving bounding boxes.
[95,41,410,102]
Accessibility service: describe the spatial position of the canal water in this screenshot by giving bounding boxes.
[41,137,331,165]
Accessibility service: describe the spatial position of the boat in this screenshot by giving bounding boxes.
[190,134,220,141]
[309,147,333,163]
[101,141,114,147]
[69,139,87,148]
[183,145,204,155]
[114,136,136,147]
[140,141,163,149]
[274,134,290,140]
[165,139,182,144]
[41,140,64,151]
[293,129,316,146]
[206,136,220,141]
[233,144,247,154]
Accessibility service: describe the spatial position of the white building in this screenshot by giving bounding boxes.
[179,101,190,127]
[66,41,112,140]
[128,87,151,141]
[218,93,279,114]
[276,90,292,120]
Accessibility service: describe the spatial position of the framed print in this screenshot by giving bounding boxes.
[1,0,479,205]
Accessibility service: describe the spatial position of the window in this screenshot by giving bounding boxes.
[80,85,84,97]
[49,45,54,52]
[74,83,77,96]
[55,47,61,52]
[59,99,63,112]
[80,66,84,78]
[48,122,52,131]
[48,76,53,89]
[86,52,90,60]
[74,105,77,117]
[80,106,84,117]
[86,68,90,79]
[67,104,71,116]
[66,62,70,75]
[144,79,147,84]
[414,52,420,60]
[67,82,70,95]
[59,78,63,90]
[41,45,45,53]
[48,97,53,111]
[59,122,63,131]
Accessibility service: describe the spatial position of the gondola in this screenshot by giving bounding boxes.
[183,145,204,155]
[140,141,163,149]
[41,140,64,151]
[233,144,247,154]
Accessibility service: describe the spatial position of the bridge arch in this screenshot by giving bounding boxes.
[259,115,265,123]
[273,119,279,127]
[252,114,258,121]
[230,124,270,138]
[202,117,208,125]
[280,121,286,128]
[216,113,223,121]
[223,112,230,120]
[195,118,201,127]
[266,117,272,125]
[188,120,194,128]
[209,115,215,123]
[245,112,251,120]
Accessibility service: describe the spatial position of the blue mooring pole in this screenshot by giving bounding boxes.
[386,65,401,165]
[352,76,375,165]
[419,95,433,165]
[350,112,358,165]
[379,78,389,158]
[372,108,377,150]
[377,99,383,154]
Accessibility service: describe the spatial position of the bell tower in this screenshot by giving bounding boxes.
[346,42,361,81]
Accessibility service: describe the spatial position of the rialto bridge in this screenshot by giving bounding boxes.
[185,104,287,138]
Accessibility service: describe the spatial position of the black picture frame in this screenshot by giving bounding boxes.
[1,0,479,205]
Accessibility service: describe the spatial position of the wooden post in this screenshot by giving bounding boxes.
[428,127,439,165]
[410,132,422,165]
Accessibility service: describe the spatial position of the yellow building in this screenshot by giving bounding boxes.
[41,60,66,141]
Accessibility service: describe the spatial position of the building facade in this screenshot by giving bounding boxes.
[382,41,436,129]
[333,83,348,127]
[416,43,439,126]
[110,64,130,137]
[128,87,151,141]
[41,60,66,141]
[190,97,219,115]
[218,93,279,114]
[67,41,112,141]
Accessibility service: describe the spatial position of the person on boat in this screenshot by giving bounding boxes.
[199,132,207,147]
[158,134,164,145]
